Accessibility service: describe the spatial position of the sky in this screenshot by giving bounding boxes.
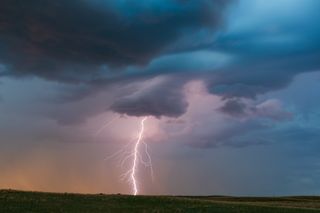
[0,0,320,196]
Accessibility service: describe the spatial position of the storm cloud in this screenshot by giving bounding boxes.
[219,98,292,121]
[110,76,188,118]
[0,0,232,81]
[1,0,320,119]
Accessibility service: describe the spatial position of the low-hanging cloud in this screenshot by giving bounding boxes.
[110,76,188,118]
[219,98,293,121]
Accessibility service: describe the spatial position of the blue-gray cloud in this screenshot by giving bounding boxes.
[205,0,320,99]
[0,0,232,82]
[1,0,320,119]
[110,76,189,118]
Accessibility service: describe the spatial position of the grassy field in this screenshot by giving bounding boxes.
[0,190,319,213]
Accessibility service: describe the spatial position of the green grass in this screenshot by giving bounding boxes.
[1,190,319,213]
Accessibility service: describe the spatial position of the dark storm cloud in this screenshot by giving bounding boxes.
[0,0,232,82]
[205,52,320,99]
[1,0,320,121]
[219,98,247,116]
[219,98,292,121]
[110,76,188,118]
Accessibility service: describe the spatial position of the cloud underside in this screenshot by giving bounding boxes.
[0,0,320,120]
[0,0,231,80]
[110,77,189,118]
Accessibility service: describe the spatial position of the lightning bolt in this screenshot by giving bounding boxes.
[131,117,147,195]
[102,116,153,195]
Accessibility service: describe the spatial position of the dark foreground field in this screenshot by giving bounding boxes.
[1,190,320,213]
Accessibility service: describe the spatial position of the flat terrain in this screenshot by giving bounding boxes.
[0,190,319,213]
